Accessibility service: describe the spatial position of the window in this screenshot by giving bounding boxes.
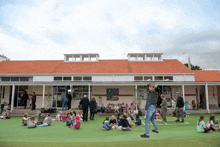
[11,77,19,81]
[83,76,91,81]
[54,77,62,81]
[164,76,173,81]
[20,77,29,81]
[72,86,92,100]
[144,76,152,81]
[63,77,71,81]
[134,76,143,81]
[155,76,163,81]
[74,77,82,81]
[2,77,10,81]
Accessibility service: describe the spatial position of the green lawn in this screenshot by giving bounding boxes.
[0,114,219,147]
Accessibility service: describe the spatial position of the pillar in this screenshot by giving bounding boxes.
[42,85,45,108]
[135,85,138,113]
[197,85,200,107]
[1,86,3,99]
[205,83,210,113]
[88,83,90,100]
[182,85,185,110]
[10,84,15,112]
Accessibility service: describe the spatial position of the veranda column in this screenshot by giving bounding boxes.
[135,85,138,112]
[10,84,15,112]
[1,86,3,99]
[182,85,185,110]
[88,83,90,100]
[42,85,45,108]
[205,83,210,113]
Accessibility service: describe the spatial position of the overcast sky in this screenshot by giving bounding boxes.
[0,0,220,70]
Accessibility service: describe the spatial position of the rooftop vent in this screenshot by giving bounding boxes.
[64,53,99,62]
[127,53,163,62]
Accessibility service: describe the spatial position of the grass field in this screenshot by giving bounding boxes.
[0,114,219,147]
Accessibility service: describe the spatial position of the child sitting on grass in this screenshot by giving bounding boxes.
[56,111,62,121]
[27,117,37,128]
[66,114,74,127]
[155,110,161,119]
[22,113,30,126]
[197,115,211,133]
[126,112,132,127]
[133,114,141,126]
[207,115,219,131]
[72,111,77,121]
[102,117,112,130]
[71,115,81,129]
[117,113,122,126]
[44,113,52,126]
[62,112,68,122]
[101,103,105,114]
[5,110,11,119]
[117,114,131,131]
[67,109,73,116]
[37,113,45,125]
[0,110,6,119]
[78,110,83,120]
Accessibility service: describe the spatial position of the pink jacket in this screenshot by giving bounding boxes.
[74,116,81,128]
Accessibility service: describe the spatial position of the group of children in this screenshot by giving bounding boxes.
[55,109,82,129]
[22,113,52,128]
[197,115,219,133]
[0,109,11,119]
[97,102,135,114]
[102,112,142,131]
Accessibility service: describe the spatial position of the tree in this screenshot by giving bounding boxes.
[184,63,202,70]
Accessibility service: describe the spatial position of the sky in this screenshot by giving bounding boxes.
[0,0,220,70]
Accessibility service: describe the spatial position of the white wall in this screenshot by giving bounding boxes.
[92,76,134,82]
[33,76,54,82]
[173,75,195,81]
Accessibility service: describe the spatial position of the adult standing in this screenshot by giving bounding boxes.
[89,97,97,120]
[31,92,36,110]
[175,92,185,123]
[67,92,72,110]
[79,95,90,122]
[160,94,168,124]
[61,93,68,110]
[141,83,158,138]
[23,91,29,109]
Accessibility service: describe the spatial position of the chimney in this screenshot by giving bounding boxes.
[188,56,191,70]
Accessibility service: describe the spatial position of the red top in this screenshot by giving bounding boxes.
[62,116,67,121]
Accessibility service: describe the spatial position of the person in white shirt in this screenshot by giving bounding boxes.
[171,98,176,109]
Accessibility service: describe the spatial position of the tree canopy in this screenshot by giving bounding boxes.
[184,63,202,70]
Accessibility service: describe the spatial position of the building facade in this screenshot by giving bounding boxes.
[0,53,220,113]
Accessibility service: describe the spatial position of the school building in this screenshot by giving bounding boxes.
[0,53,220,113]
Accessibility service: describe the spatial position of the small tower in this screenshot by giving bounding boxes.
[64,53,99,62]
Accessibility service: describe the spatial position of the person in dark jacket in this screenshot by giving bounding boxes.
[23,91,29,109]
[79,95,90,122]
[175,92,185,123]
[31,92,36,110]
[141,83,158,138]
[89,97,97,120]
[67,92,72,110]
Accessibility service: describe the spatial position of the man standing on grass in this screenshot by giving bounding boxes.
[175,92,185,123]
[141,83,158,138]
[79,95,90,122]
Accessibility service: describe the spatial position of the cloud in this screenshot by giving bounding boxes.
[0,0,219,70]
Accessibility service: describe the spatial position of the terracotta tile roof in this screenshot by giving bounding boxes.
[193,70,220,81]
[0,59,194,75]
